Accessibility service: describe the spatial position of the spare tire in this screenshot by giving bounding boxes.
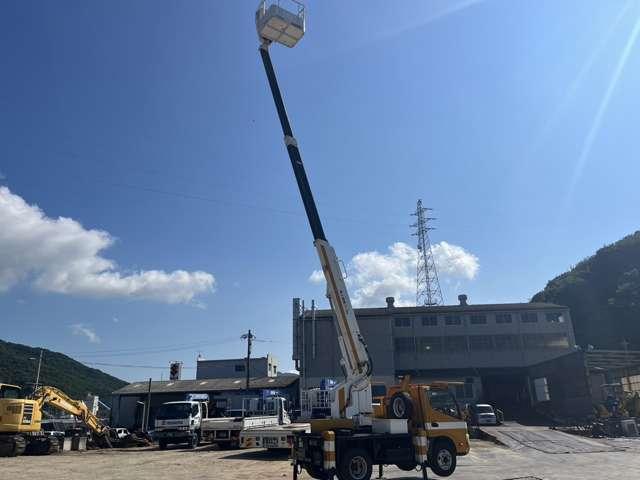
[387,392,413,419]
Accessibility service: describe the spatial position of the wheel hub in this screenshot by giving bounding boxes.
[349,455,368,480]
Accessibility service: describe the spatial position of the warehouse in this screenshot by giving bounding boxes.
[110,374,299,430]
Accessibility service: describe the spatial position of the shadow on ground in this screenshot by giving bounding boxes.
[220,449,290,461]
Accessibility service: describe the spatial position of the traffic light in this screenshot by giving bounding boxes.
[169,362,182,381]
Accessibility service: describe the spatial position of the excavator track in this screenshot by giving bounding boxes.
[0,434,27,457]
[25,435,60,455]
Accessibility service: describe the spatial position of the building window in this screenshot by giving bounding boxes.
[524,333,569,349]
[444,336,467,352]
[469,335,493,351]
[454,384,464,399]
[235,364,245,372]
[494,334,519,350]
[394,317,412,328]
[545,333,569,348]
[445,315,462,326]
[495,313,512,324]
[394,337,415,353]
[470,314,487,325]
[520,312,538,323]
[545,312,565,323]
[417,336,442,354]
[421,315,438,326]
[464,379,474,398]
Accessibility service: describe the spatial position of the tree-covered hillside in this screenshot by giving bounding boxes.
[0,339,127,402]
[532,231,640,350]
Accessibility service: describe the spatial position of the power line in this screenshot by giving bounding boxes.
[67,337,240,358]
[6,142,407,229]
[82,361,196,370]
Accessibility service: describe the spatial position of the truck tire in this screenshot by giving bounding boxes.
[188,432,199,449]
[158,439,167,450]
[429,441,456,477]
[337,448,372,480]
[387,392,413,420]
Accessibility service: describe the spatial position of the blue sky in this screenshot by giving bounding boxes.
[1,0,639,382]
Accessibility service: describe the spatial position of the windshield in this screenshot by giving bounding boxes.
[476,405,494,414]
[156,404,191,420]
[0,386,21,399]
[428,390,462,419]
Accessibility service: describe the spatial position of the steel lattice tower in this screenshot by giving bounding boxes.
[411,199,444,306]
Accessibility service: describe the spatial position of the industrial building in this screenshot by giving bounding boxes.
[196,354,278,379]
[110,355,296,430]
[293,295,578,414]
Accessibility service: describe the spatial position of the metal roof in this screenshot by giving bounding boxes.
[585,350,640,371]
[305,302,569,319]
[112,374,299,396]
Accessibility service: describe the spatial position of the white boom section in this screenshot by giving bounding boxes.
[315,239,372,423]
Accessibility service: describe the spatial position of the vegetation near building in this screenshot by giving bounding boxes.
[0,339,126,402]
[533,231,640,350]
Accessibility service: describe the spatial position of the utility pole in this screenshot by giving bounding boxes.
[411,199,444,306]
[241,330,255,391]
[143,378,152,432]
[622,338,630,391]
[30,349,44,392]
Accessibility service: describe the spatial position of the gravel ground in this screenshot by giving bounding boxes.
[2,438,640,480]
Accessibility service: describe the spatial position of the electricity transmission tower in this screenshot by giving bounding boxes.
[411,199,444,306]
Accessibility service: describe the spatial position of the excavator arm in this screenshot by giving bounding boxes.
[33,386,110,437]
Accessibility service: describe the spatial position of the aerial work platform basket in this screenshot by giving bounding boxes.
[256,0,305,48]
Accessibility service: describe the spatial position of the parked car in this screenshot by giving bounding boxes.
[470,403,500,425]
[115,428,131,439]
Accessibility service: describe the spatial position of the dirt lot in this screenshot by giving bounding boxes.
[2,437,640,480]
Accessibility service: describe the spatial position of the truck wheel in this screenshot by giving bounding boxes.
[188,433,199,449]
[387,392,413,419]
[430,441,456,477]
[158,439,167,450]
[338,448,372,480]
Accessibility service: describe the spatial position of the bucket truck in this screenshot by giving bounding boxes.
[255,2,469,479]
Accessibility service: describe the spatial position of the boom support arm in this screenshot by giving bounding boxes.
[259,43,372,419]
[33,386,109,436]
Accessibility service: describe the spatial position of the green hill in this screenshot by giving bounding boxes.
[0,339,127,403]
[532,231,640,350]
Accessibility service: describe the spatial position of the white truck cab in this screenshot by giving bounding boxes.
[155,399,208,450]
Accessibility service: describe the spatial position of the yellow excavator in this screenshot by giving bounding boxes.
[0,383,112,457]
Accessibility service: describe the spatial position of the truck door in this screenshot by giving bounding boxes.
[421,387,469,453]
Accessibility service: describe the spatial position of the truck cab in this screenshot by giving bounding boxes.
[155,400,208,450]
[377,380,470,475]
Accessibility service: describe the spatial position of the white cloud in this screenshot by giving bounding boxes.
[0,186,215,304]
[112,317,119,323]
[308,270,325,284]
[432,241,479,280]
[70,323,101,343]
[308,241,479,308]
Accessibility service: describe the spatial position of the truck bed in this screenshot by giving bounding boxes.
[201,415,280,431]
[240,423,310,449]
